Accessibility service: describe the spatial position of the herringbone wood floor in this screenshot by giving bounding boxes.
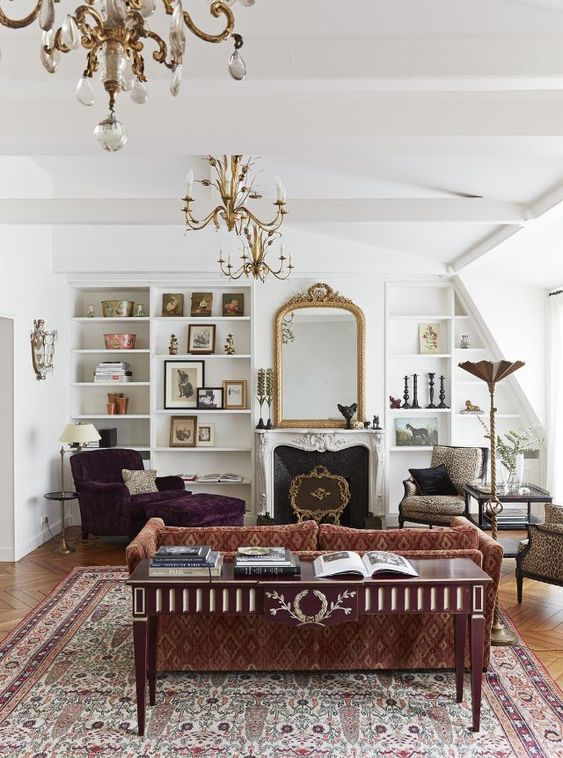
[1,527,562,686]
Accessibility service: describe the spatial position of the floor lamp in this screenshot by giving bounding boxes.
[458,359,525,646]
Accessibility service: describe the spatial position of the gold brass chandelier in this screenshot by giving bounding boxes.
[218,225,294,282]
[183,154,293,281]
[0,1,248,151]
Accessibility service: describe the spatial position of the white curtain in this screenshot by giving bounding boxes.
[546,293,563,502]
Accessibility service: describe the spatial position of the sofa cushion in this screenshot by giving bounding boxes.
[122,468,158,495]
[145,495,245,527]
[319,521,479,552]
[408,463,458,496]
[157,520,319,552]
[430,445,483,496]
[400,495,465,517]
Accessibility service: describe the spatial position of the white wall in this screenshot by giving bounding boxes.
[0,227,67,560]
[0,317,15,560]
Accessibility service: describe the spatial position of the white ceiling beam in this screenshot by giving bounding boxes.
[0,198,526,225]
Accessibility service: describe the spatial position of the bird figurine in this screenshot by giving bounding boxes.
[337,402,357,429]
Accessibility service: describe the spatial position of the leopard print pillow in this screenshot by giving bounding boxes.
[122,468,158,495]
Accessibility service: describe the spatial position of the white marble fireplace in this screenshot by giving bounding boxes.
[256,428,385,526]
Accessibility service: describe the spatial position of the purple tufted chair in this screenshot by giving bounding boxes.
[70,448,245,539]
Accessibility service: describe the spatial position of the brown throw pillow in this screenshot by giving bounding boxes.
[122,469,158,495]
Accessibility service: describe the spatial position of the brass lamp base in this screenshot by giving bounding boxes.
[490,621,517,646]
[53,536,75,555]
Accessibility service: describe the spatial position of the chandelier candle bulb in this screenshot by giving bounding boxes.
[186,170,194,198]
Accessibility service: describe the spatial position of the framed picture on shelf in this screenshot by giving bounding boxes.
[395,417,438,447]
[187,324,216,354]
[223,379,247,409]
[161,293,184,317]
[222,293,244,316]
[164,360,205,409]
[169,415,197,447]
[197,387,224,410]
[191,292,213,317]
[419,322,441,354]
[196,423,215,447]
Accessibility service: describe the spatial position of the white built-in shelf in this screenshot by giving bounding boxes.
[153,409,251,415]
[84,445,151,452]
[154,447,252,453]
[388,408,451,413]
[390,314,452,320]
[455,347,487,352]
[72,349,150,354]
[390,353,451,359]
[454,413,522,419]
[454,315,470,319]
[456,380,482,385]
[152,316,251,322]
[72,382,150,386]
[185,478,252,486]
[389,446,435,452]
[154,354,251,359]
[72,317,150,323]
[72,414,151,419]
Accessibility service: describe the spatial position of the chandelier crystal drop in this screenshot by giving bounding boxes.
[0,0,247,150]
[94,112,128,152]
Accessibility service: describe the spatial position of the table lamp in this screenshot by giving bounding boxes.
[458,359,524,646]
[55,423,101,553]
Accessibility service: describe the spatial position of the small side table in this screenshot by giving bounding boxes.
[43,490,78,554]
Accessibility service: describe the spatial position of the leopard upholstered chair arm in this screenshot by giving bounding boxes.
[402,476,420,498]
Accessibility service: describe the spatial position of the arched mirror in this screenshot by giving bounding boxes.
[274,282,365,428]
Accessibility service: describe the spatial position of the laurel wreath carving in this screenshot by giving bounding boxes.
[265,588,356,626]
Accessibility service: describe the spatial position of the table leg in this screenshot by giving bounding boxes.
[469,610,486,732]
[147,616,158,706]
[527,500,531,524]
[454,613,466,703]
[133,618,148,737]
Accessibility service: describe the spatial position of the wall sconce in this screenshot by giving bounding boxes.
[30,319,57,380]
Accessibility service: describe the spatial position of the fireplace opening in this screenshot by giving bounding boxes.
[273,444,369,528]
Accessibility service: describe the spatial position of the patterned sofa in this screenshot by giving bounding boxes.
[126,516,503,672]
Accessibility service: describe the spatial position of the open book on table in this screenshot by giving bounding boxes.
[313,550,418,579]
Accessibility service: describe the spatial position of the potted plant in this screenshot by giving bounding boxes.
[479,419,542,488]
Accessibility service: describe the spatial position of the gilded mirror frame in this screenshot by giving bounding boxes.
[274,282,366,428]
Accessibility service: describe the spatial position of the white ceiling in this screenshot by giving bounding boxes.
[2,0,563,282]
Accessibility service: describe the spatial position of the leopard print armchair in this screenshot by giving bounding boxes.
[516,503,563,603]
[399,445,488,528]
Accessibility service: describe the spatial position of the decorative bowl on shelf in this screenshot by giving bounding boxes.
[101,300,135,318]
[104,333,137,350]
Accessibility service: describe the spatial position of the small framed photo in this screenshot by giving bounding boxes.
[162,293,184,317]
[197,387,224,410]
[169,415,197,447]
[395,417,438,447]
[197,423,215,447]
[164,360,205,409]
[187,324,216,354]
[223,379,247,409]
[419,322,441,354]
[222,293,245,317]
[191,292,213,317]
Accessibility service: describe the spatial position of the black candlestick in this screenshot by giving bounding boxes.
[411,373,420,408]
[401,376,410,408]
[426,372,436,408]
[438,375,449,409]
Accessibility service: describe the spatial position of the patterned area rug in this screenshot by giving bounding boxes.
[0,568,562,758]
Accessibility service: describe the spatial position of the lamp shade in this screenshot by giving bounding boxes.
[59,423,101,445]
[458,359,525,385]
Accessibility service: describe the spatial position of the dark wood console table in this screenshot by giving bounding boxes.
[127,557,491,736]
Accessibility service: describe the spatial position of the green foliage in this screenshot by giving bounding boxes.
[478,418,542,474]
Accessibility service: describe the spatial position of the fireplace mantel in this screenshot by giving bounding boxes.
[256,428,385,523]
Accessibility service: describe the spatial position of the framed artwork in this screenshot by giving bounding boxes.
[223,379,247,409]
[164,360,205,409]
[169,415,197,447]
[191,292,213,317]
[394,417,438,447]
[162,293,184,317]
[187,324,216,354]
[196,423,215,447]
[419,322,441,354]
[197,387,224,410]
[222,293,244,317]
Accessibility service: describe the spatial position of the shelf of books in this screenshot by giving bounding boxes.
[68,281,256,518]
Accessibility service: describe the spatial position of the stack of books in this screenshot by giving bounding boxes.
[148,545,223,577]
[234,546,300,576]
[197,473,244,483]
[94,361,133,383]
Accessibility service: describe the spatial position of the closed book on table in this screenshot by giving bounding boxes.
[149,553,223,577]
[234,558,300,577]
[155,545,211,560]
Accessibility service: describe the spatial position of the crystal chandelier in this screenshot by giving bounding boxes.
[0,1,248,151]
[183,155,287,235]
[218,225,294,282]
